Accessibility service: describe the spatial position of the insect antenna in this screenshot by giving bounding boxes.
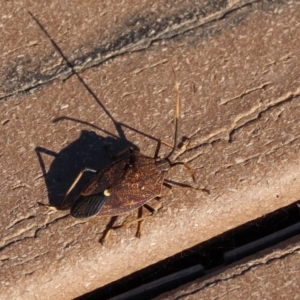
[165,69,180,160]
[164,70,197,183]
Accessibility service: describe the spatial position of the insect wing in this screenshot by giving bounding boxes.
[81,156,131,196]
[71,193,106,218]
[98,154,163,216]
[98,180,155,215]
[71,156,132,218]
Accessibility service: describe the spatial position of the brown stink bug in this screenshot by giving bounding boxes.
[40,72,208,243]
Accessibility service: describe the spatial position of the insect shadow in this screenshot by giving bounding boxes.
[35,130,137,209]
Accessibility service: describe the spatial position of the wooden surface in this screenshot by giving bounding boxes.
[1,0,300,299]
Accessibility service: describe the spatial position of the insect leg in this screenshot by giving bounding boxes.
[154,140,162,159]
[165,69,180,159]
[107,146,133,161]
[170,162,196,182]
[163,179,210,194]
[143,200,163,215]
[135,202,163,238]
[110,212,153,236]
[154,140,175,159]
[38,167,97,211]
[99,216,119,244]
[163,181,173,189]
[143,203,158,214]
[66,168,96,195]
[136,206,144,238]
[59,167,97,209]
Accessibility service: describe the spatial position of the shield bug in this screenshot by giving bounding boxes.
[40,72,208,243]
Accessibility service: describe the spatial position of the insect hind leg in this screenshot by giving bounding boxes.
[136,201,163,237]
[59,167,97,209]
[99,216,119,244]
[136,206,144,238]
[100,200,162,243]
[39,167,97,211]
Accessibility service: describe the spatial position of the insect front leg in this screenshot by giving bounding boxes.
[163,179,210,194]
[170,161,196,182]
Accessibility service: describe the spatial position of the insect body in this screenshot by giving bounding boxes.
[71,150,168,218]
[41,73,207,243]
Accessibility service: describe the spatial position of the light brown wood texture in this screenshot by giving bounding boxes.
[1,1,300,299]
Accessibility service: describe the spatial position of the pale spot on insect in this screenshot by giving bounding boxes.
[104,189,111,196]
